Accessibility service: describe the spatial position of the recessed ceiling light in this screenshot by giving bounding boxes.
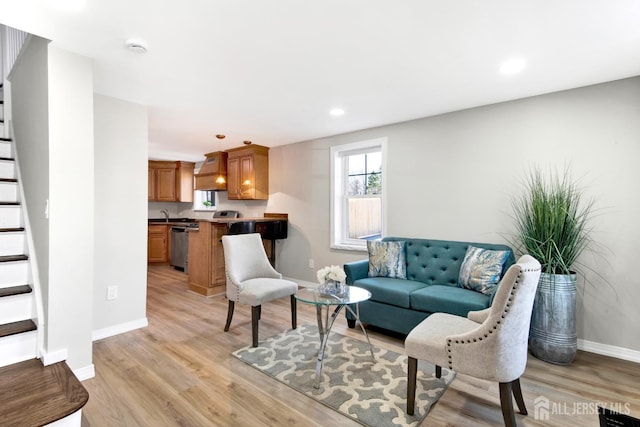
[125,38,148,54]
[330,108,345,116]
[499,57,526,75]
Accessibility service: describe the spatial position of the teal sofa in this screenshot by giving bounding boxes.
[344,237,515,334]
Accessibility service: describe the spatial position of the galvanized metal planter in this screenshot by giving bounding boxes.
[528,272,577,365]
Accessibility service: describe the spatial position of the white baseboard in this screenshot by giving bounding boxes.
[74,363,95,381]
[40,348,68,366]
[92,317,148,342]
[578,339,640,363]
[45,409,82,427]
[284,277,317,289]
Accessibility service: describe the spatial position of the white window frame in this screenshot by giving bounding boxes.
[330,137,387,251]
[193,190,217,212]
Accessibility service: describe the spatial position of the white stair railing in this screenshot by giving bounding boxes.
[2,25,28,79]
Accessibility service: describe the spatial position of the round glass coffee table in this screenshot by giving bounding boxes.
[295,286,375,388]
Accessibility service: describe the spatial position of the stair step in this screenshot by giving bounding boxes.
[0,177,17,183]
[0,254,29,263]
[0,359,89,426]
[0,143,12,160]
[0,227,25,232]
[0,157,15,161]
[0,137,10,142]
[0,205,22,229]
[0,262,30,285]
[0,319,36,339]
[0,201,20,206]
[0,285,31,298]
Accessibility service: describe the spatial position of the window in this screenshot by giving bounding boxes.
[330,138,386,250]
[193,190,216,211]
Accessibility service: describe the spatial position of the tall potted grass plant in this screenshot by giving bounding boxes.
[511,167,595,364]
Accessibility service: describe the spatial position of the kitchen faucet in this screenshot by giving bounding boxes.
[161,209,169,222]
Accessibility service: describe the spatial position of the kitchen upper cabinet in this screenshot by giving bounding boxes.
[148,224,169,263]
[148,160,195,202]
[226,145,269,200]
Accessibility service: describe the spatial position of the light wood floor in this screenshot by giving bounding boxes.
[82,266,640,426]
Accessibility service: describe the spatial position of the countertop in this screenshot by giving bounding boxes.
[196,217,286,224]
[148,218,199,227]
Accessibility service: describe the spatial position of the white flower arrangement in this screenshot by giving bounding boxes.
[316,265,346,284]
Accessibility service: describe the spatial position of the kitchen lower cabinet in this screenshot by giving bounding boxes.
[187,221,278,296]
[188,222,227,296]
[148,224,169,263]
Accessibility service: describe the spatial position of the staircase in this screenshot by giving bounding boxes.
[0,81,89,425]
[0,82,38,365]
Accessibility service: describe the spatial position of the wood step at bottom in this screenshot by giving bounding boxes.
[0,358,89,426]
[0,227,25,233]
[0,254,29,262]
[0,319,36,338]
[0,285,32,298]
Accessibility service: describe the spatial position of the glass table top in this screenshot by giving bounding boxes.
[295,286,371,306]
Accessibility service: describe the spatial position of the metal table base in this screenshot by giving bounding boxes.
[314,302,374,389]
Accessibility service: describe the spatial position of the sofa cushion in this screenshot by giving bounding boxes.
[382,237,515,287]
[367,240,407,279]
[410,285,490,317]
[458,245,511,295]
[353,277,426,308]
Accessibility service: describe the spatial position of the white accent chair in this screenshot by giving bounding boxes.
[222,233,298,347]
[405,255,541,426]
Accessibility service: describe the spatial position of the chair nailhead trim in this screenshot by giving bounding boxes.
[444,264,542,372]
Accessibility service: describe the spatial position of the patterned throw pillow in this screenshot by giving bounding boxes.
[458,246,511,295]
[367,241,407,279]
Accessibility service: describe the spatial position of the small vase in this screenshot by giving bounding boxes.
[320,280,347,297]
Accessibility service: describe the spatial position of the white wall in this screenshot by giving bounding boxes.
[46,46,95,370]
[267,76,640,354]
[93,94,148,334]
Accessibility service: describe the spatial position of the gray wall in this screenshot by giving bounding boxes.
[93,94,148,332]
[267,76,640,353]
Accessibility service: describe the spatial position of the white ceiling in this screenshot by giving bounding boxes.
[1,1,640,162]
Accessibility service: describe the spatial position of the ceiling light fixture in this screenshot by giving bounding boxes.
[216,134,226,139]
[499,57,526,75]
[330,108,345,116]
[125,38,148,54]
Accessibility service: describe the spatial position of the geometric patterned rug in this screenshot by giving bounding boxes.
[232,324,455,427]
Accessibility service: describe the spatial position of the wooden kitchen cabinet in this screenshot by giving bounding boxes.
[148,160,195,202]
[187,218,287,296]
[188,222,227,296]
[148,224,169,263]
[226,145,269,200]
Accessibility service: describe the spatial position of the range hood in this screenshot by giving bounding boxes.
[194,151,228,191]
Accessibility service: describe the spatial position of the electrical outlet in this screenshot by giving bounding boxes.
[107,286,118,300]
[308,259,315,269]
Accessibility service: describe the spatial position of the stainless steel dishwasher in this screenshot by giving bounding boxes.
[170,227,189,272]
